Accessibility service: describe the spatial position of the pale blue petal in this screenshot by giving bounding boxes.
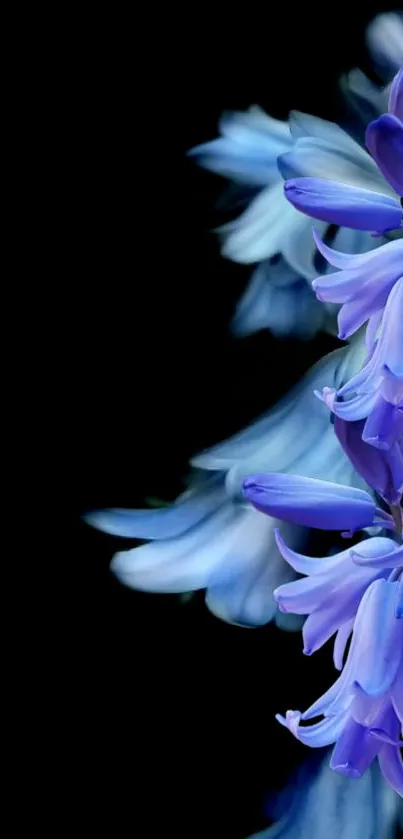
[192,342,366,478]
[189,106,291,186]
[278,136,390,194]
[219,181,301,264]
[84,475,225,539]
[288,112,370,155]
[110,502,304,628]
[231,259,325,339]
[282,218,328,280]
[205,520,300,627]
[110,501,243,592]
[248,754,400,839]
[366,12,403,76]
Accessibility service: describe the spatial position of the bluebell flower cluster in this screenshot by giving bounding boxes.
[243,64,403,797]
[188,13,402,341]
[84,10,403,828]
[85,343,366,628]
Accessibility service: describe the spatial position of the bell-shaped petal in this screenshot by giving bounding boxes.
[242,473,377,531]
[284,178,402,232]
[110,501,300,627]
[189,102,390,344]
[193,341,368,497]
[312,234,403,341]
[84,343,373,629]
[344,579,402,697]
[276,579,403,795]
[230,258,326,340]
[321,279,403,451]
[188,106,291,186]
[273,533,397,656]
[219,181,301,264]
[334,416,403,504]
[83,475,225,539]
[366,114,403,197]
[351,542,403,570]
[278,133,386,192]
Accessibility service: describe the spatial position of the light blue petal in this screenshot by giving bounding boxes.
[248,754,400,838]
[349,580,402,697]
[366,12,403,76]
[192,341,366,476]
[282,218,328,280]
[219,181,300,264]
[288,112,374,158]
[231,259,325,339]
[110,500,250,592]
[109,502,302,628]
[189,106,291,186]
[279,136,390,195]
[84,474,225,539]
[205,520,305,626]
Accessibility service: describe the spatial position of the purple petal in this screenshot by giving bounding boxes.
[243,473,376,531]
[312,227,402,270]
[366,114,403,197]
[366,310,383,354]
[389,66,403,120]
[276,709,347,748]
[351,542,403,569]
[320,387,377,422]
[284,177,402,232]
[302,673,346,720]
[333,619,354,670]
[274,528,356,576]
[330,717,381,778]
[348,579,402,696]
[334,416,403,503]
[302,598,359,656]
[392,667,403,722]
[363,394,403,451]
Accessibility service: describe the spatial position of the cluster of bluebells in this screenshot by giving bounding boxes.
[85,11,403,832]
[243,64,403,797]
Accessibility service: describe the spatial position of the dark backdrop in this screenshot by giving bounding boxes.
[64,5,395,835]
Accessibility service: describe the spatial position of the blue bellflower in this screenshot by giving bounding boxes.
[284,65,403,234]
[242,470,402,793]
[85,345,367,628]
[190,108,388,338]
[275,579,403,796]
[188,13,401,340]
[319,278,403,451]
[271,530,402,659]
[334,416,403,506]
[311,233,403,345]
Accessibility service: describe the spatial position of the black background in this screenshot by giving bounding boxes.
[63,5,398,835]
